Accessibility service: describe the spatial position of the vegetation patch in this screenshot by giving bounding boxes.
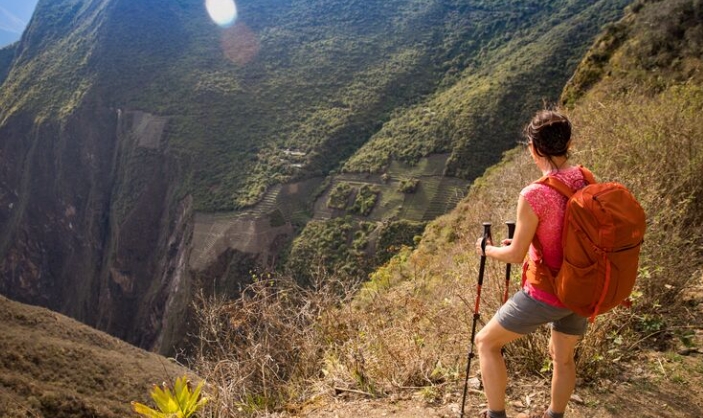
[397,177,419,194]
[349,184,380,216]
[327,182,354,210]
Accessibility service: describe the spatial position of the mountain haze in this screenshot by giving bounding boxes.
[0,0,629,353]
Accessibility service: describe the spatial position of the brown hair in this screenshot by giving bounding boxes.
[524,110,572,167]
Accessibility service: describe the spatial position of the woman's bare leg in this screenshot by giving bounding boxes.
[548,329,580,413]
[475,316,523,412]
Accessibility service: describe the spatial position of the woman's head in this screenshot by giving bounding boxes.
[524,110,572,168]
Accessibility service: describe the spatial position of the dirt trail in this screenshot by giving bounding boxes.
[290,365,703,418]
[289,284,703,418]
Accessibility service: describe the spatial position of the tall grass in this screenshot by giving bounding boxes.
[570,84,703,367]
[189,270,363,416]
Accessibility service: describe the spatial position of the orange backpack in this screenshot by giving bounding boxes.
[527,166,646,322]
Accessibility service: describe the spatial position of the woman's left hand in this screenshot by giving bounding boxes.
[475,236,492,256]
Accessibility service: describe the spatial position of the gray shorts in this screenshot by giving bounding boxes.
[495,289,588,336]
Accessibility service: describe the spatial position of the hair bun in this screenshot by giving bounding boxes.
[525,110,571,158]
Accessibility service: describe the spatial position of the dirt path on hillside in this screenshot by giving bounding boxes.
[286,283,703,418]
[288,359,703,417]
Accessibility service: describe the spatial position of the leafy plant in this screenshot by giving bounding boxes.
[398,177,419,193]
[131,376,208,418]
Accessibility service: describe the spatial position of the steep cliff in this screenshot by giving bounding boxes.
[0,0,195,353]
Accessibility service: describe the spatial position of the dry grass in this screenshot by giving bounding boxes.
[0,296,194,418]
[189,270,363,416]
[188,84,703,416]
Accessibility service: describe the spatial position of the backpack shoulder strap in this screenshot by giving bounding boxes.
[577,165,597,184]
[535,165,596,198]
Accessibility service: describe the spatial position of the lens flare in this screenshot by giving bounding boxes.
[206,0,237,27]
[221,23,259,65]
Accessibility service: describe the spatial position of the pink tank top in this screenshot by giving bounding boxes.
[520,167,588,307]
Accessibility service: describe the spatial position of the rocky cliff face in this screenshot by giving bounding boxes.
[0,95,194,352]
[0,0,301,354]
[0,98,117,323]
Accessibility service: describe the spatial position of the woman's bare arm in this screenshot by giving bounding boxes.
[476,195,538,264]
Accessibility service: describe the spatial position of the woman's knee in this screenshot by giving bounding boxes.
[549,337,577,367]
[475,320,517,354]
[549,348,575,368]
[475,328,497,353]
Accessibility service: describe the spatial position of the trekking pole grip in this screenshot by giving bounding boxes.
[481,222,492,255]
[477,222,492,289]
[506,221,516,240]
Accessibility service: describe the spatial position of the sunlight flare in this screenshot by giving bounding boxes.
[205,0,237,27]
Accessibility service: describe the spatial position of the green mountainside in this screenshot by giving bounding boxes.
[0,0,629,353]
[1,0,629,211]
[562,0,703,103]
[343,1,628,178]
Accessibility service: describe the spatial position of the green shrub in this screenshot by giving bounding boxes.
[398,177,419,194]
[349,184,380,216]
[376,220,427,265]
[327,182,353,210]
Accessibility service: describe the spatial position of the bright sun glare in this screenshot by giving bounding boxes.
[205,0,237,27]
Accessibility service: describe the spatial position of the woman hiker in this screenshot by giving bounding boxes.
[474,109,589,418]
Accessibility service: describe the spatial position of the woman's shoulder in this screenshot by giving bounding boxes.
[551,166,589,189]
[520,182,546,196]
[520,182,559,204]
[522,166,589,196]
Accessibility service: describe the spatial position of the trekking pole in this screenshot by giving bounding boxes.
[460,222,492,418]
[502,221,516,304]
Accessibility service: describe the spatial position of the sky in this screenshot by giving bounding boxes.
[0,0,40,48]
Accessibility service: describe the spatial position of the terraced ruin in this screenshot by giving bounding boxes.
[189,154,469,273]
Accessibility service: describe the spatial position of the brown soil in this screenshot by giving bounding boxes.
[287,348,703,418]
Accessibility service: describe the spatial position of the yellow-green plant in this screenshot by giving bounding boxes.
[132,376,208,418]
